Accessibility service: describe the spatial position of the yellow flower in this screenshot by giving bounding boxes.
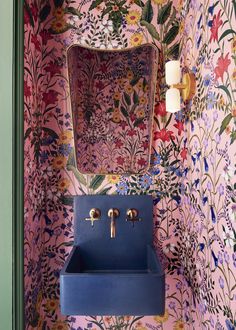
[137,81,143,89]
[219,96,225,106]
[52,321,69,330]
[130,33,143,46]
[136,109,145,118]
[45,299,59,313]
[179,20,185,34]
[52,156,67,169]
[125,85,134,94]
[58,178,70,191]
[140,96,147,104]
[232,68,236,81]
[126,10,141,25]
[114,108,120,114]
[232,105,236,117]
[77,112,84,120]
[232,36,236,53]
[114,92,121,100]
[108,175,120,184]
[112,113,121,123]
[144,85,149,92]
[154,309,169,323]
[58,130,73,144]
[152,0,166,4]
[51,19,67,33]
[54,7,65,19]
[127,70,134,80]
[174,320,185,330]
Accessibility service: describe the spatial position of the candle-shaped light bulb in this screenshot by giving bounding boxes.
[165,60,181,85]
[166,88,181,113]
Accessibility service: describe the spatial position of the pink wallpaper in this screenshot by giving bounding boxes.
[24,0,236,329]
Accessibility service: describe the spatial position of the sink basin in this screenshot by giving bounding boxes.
[60,195,165,315]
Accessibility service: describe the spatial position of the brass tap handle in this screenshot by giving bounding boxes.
[85,208,101,226]
[126,208,141,227]
[108,208,119,239]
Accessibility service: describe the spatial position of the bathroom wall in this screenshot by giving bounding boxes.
[24,0,235,329]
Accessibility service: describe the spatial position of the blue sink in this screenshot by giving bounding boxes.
[60,195,165,316]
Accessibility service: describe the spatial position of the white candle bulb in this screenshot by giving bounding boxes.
[165,60,181,85]
[166,88,181,113]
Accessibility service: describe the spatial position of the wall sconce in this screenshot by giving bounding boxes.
[165,60,196,113]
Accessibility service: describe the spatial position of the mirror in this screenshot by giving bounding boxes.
[67,44,158,175]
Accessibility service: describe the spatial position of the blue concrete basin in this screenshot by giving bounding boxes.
[60,195,165,316]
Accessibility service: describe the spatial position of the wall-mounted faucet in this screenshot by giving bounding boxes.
[108,208,120,238]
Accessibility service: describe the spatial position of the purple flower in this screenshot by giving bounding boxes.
[218,251,223,264]
[232,252,236,268]
[169,301,176,310]
[224,251,230,264]
[219,276,224,289]
[217,184,224,196]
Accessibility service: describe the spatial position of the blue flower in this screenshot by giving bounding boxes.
[151,152,161,165]
[207,92,217,110]
[225,319,235,330]
[116,181,128,195]
[139,174,153,189]
[59,144,72,156]
[203,74,212,86]
[208,4,215,16]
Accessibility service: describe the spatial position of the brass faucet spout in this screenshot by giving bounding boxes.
[108,208,119,239]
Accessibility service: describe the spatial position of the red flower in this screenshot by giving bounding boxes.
[31,35,41,52]
[214,53,231,82]
[24,81,31,98]
[95,81,105,90]
[44,61,61,78]
[24,8,31,26]
[30,3,38,21]
[138,122,147,130]
[154,101,167,117]
[116,156,125,165]
[115,139,123,148]
[39,29,53,45]
[142,141,149,149]
[127,129,137,137]
[100,63,108,73]
[154,128,175,142]
[42,90,59,106]
[130,113,136,122]
[174,121,184,135]
[180,148,188,161]
[138,158,147,166]
[120,121,128,130]
[210,10,222,42]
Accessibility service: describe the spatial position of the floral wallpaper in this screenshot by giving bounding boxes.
[24,0,235,330]
[67,45,158,174]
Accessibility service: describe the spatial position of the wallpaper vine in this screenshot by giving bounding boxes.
[24,0,236,330]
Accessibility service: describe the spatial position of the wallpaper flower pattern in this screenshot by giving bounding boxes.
[24,0,236,329]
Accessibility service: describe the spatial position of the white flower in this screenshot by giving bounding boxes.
[229,205,236,222]
[222,165,234,182]
[94,40,106,49]
[101,19,113,34]
[80,36,87,45]
[163,243,176,254]
[222,227,235,247]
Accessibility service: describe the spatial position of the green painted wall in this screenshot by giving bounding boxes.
[0,1,13,329]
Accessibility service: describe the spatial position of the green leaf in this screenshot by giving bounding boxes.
[54,0,64,7]
[133,90,139,104]
[24,127,32,140]
[67,150,76,167]
[140,20,159,40]
[166,42,180,59]
[89,0,104,10]
[217,85,232,102]
[124,92,131,106]
[134,0,145,6]
[219,113,232,135]
[114,99,120,108]
[96,187,112,194]
[89,175,105,190]
[39,4,51,22]
[134,118,144,127]
[219,29,236,42]
[141,0,153,23]
[163,24,179,44]
[130,76,140,86]
[61,195,74,206]
[67,165,87,186]
[230,131,236,144]
[42,127,59,139]
[66,7,82,17]
[157,1,172,24]
[120,106,129,117]
[24,0,34,27]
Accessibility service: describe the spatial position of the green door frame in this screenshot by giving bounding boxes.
[13,0,24,329]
